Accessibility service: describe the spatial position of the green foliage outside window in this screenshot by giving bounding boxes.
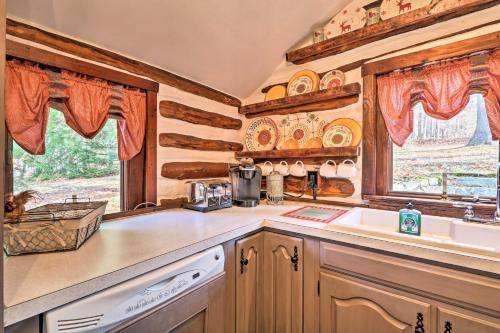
[13,109,120,188]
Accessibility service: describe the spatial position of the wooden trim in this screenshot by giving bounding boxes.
[6,40,159,92]
[145,91,157,203]
[6,19,241,107]
[159,133,243,152]
[287,0,500,64]
[240,83,361,117]
[159,100,242,130]
[362,30,500,76]
[161,162,233,180]
[236,147,360,160]
[0,0,5,322]
[362,75,377,197]
[365,195,496,219]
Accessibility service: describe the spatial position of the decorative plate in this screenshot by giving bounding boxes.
[288,123,310,148]
[322,126,353,147]
[380,0,431,20]
[324,118,362,147]
[428,0,462,14]
[324,6,366,39]
[245,118,279,151]
[320,70,345,90]
[265,85,287,101]
[287,69,320,96]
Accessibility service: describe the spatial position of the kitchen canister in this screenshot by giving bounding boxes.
[337,159,357,178]
[319,160,337,178]
[366,7,381,26]
[290,161,307,177]
[266,172,284,205]
[312,28,325,43]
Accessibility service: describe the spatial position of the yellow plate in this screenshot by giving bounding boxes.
[324,118,362,147]
[265,85,287,101]
[287,69,320,96]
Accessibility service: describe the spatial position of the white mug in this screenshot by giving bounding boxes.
[337,159,357,178]
[290,161,307,177]
[274,161,289,176]
[319,160,337,178]
[259,161,274,176]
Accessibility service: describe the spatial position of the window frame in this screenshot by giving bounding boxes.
[360,32,500,217]
[4,41,159,218]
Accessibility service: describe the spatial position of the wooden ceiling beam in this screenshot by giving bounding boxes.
[6,18,241,107]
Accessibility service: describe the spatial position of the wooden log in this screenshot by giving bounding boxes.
[161,162,231,179]
[244,95,359,119]
[159,197,188,209]
[240,83,361,116]
[236,147,360,160]
[362,30,500,75]
[6,19,241,107]
[6,40,159,92]
[284,176,308,193]
[159,133,243,152]
[317,177,355,197]
[159,100,242,130]
[286,0,500,64]
[362,75,377,197]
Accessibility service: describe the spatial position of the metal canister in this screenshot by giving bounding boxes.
[266,172,284,205]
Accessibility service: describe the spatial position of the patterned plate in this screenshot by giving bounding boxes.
[287,69,320,96]
[322,125,353,147]
[380,0,431,20]
[320,70,345,90]
[288,123,310,148]
[245,118,279,151]
[324,6,366,39]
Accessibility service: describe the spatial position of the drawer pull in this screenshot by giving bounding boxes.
[240,249,249,274]
[291,246,299,271]
[415,312,425,333]
[444,321,452,333]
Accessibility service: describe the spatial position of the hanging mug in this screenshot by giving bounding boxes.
[274,161,289,176]
[290,161,307,177]
[337,159,357,178]
[259,161,274,176]
[319,160,337,178]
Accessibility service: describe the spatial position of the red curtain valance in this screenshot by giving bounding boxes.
[5,60,146,160]
[377,51,500,146]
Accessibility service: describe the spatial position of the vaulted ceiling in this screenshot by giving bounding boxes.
[7,0,352,99]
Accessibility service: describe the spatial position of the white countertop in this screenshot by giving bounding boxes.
[4,203,500,326]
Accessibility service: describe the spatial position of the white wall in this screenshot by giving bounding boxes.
[241,6,500,204]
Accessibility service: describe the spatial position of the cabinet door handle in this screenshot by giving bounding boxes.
[290,246,299,271]
[240,249,249,274]
[443,321,452,333]
[414,312,425,333]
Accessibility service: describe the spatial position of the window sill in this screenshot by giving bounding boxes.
[364,194,496,219]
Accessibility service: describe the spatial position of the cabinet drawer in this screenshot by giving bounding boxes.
[320,242,500,314]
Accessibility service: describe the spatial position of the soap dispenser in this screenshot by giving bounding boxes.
[399,202,421,236]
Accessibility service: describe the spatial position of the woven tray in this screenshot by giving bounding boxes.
[3,199,107,255]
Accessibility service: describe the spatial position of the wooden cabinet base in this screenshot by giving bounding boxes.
[112,274,225,333]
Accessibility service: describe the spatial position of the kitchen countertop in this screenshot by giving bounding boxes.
[4,203,500,326]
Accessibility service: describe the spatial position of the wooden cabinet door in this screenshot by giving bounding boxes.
[235,233,263,333]
[319,271,431,333]
[114,274,225,333]
[262,232,303,333]
[437,308,500,333]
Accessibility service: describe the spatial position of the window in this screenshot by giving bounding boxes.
[12,109,121,213]
[392,94,498,198]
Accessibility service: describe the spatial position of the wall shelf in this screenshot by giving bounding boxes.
[236,146,360,164]
[239,83,360,118]
[286,0,499,64]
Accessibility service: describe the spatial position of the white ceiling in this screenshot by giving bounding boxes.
[7,0,351,99]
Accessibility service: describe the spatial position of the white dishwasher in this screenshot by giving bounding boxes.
[44,245,225,333]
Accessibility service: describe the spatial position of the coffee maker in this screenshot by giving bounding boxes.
[229,159,262,207]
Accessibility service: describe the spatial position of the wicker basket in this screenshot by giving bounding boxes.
[3,199,107,256]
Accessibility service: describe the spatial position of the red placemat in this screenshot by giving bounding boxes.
[281,206,348,223]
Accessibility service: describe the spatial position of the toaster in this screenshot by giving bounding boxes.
[183,179,232,212]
